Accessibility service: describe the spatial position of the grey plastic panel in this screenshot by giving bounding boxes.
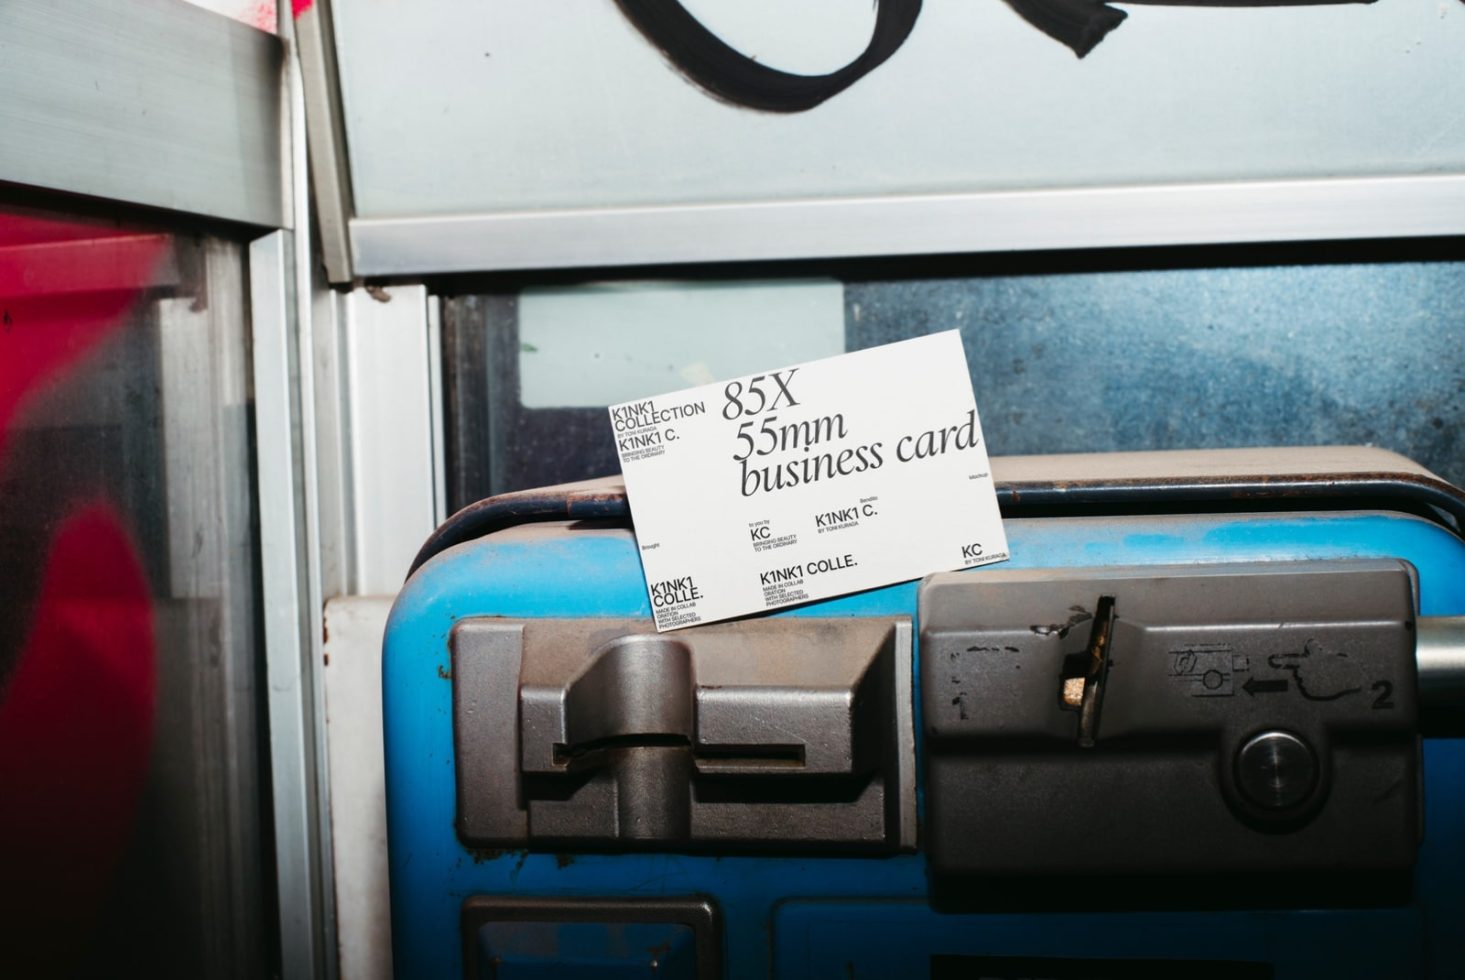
[452,616,915,851]
[452,622,528,841]
[919,561,1420,877]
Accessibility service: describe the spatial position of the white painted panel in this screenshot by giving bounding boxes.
[332,0,1465,219]
[322,596,394,980]
[343,287,440,593]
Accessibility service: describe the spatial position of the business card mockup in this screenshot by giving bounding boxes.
[610,331,1009,631]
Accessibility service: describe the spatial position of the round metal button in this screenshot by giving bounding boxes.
[1235,730,1318,811]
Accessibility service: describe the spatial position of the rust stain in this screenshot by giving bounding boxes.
[467,846,526,865]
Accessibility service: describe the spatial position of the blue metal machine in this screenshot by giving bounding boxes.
[384,447,1465,979]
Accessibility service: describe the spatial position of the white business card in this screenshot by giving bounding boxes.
[610,331,1009,631]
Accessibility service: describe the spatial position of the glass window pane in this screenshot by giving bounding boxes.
[442,245,1465,506]
[0,198,266,977]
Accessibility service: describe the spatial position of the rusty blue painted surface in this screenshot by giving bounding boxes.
[385,509,1465,979]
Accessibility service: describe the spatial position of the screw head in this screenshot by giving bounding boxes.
[1235,730,1318,811]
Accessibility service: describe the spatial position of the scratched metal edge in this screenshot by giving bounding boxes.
[350,175,1465,277]
[406,457,1465,578]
